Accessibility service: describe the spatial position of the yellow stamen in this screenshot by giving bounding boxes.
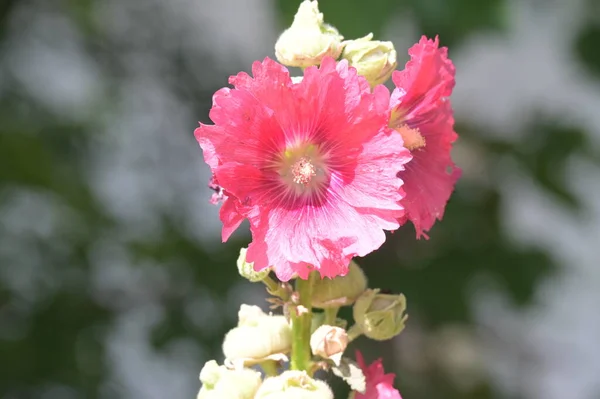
[395,125,426,151]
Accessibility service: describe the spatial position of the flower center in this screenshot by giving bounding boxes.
[274,143,329,201]
[291,157,316,185]
[395,125,426,151]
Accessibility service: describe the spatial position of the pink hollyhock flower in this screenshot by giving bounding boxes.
[195,57,410,281]
[354,350,402,399]
[390,36,461,238]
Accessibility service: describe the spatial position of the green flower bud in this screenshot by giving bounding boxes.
[223,305,292,367]
[254,370,334,399]
[352,289,407,341]
[310,325,348,365]
[311,261,367,308]
[342,33,397,87]
[237,247,270,282]
[197,360,262,399]
[275,0,344,68]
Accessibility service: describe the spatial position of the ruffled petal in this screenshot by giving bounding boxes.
[245,193,391,280]
[334,129,410,211]
[220,196,245,242]
[390,36,460,237]
[354,351,402,399]
[399,104,461,237]
[391,36,455,124]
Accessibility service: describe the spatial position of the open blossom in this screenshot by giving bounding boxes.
[353,351,402,399]
[195,57,410,281]
[390,36,461,238]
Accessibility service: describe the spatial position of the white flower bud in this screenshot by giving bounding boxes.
[197,360,262,399]
[254,370,334,399]
[275,0,344,68]
[352,289,408,341]
[237,247,270,282]
[311,261,367,308]
[238,304,268,326]
[310,325,348,365]
[342,33,397,87]
[223,305,292,367]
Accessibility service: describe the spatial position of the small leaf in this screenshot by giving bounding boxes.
[331,357,366,393]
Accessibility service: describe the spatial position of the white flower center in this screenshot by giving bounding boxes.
[291,157,316,185]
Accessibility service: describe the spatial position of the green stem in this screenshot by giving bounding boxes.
[260,360,279,377]
[346,324,363,342]
[290,273,315,373]
[262,276,290,301]
[262,276,281,295]
[323,307,339,326]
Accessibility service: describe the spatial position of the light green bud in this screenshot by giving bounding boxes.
[352,289,407,341]
[254,370,334,399]
[342,33,397,87]
[237,247,270,282]
[311,261,367,308]
[197,360,262,399]
[275,0,344,68]
[223,305,292,367]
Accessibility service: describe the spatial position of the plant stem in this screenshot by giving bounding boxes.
[262,276,281,295]
[323,307,339,326]
[260,360,279,377]
[346,324,363,342]
[290,272,315,373]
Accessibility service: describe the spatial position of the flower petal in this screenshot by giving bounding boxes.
[390,36,460,237]
[354,351,402,399]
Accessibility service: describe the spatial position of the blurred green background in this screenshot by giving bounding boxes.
[2,0,600,398]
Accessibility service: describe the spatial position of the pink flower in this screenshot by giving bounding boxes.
[390,36,461,238]
[195,57,410,281]
[354,350,402,399]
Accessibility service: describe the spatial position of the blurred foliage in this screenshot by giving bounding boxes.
[575,0,600,78]
[276,0,505,46]
[0,0,599,398]
[575,22,600,78]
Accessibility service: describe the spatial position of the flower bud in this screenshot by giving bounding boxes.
[275,0,344,68]
[237,304,268,325]
[352,289,407,341]
[342,33,397,87]
[310,325,348,365]
[223,305,292,367]
[311,261,367,308]
[237,247,270,282]
[254,370,334,399]
[197,360,262,399]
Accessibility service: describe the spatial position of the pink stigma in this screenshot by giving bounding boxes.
[291,157,316,185]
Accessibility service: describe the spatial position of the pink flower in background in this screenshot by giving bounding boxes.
[390,36,461,238]
[195,57,410,281]
[355,351,402,399]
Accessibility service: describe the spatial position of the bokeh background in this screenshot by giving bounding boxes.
[2,0,600,398]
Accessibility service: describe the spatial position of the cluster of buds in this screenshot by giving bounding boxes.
[306,263,408,381]
[222,304,292,368]
[197,249,407,398]
[274,0,397,87]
